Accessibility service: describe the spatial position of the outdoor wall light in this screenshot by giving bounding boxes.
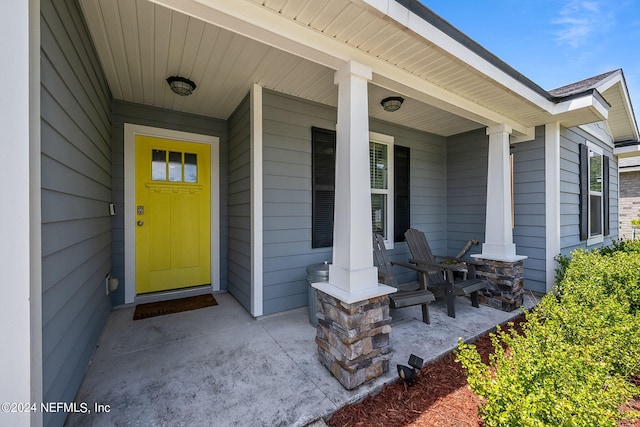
[381,96,404,112]
[397,354,424,386]
[167,76,197,96]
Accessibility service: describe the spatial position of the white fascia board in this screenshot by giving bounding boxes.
[552,93,610,121]
[614,145,640,158]
[594,70,623,93]
[620,165,640,173]
[151,0,531,135]
[590,71,639,141]
[360,0,555,111]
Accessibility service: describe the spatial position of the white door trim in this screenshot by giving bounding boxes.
[124,124,220,304]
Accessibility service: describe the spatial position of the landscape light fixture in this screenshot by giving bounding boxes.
[381,96,404,112]
[167,76,197,96]
[397,354,424,386]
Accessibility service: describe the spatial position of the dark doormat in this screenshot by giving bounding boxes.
[133,294,218,320]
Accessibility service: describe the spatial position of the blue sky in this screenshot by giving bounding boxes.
[421,1,640,127]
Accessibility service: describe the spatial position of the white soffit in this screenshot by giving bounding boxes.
[79,0,620,137]
[601,83,640,142]
[150,0,539,134]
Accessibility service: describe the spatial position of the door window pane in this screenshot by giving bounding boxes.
[152,150,166,181]
[168,151,182,182]
[184,153,197,183]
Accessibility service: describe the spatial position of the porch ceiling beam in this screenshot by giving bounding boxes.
[372,74,534,137]
[149,0,534,135]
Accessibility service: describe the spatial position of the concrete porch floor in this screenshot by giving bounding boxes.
[64,291,538,427]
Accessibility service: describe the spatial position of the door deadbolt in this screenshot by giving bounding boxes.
[137,220,144,226]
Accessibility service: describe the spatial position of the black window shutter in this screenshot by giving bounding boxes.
[311,127,336,248]
[579,143,589,241]
[603,155,610,236]
[394,145,410,242]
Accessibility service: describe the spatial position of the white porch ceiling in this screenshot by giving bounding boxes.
[79,0,626,139]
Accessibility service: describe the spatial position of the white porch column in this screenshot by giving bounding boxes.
[545,123,561,292]
[313,60,395,303]
[474,125,526,262]
[0,0,42,426]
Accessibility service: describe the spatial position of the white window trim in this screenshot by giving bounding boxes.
[370,131,394,249]
[586,140,604,246]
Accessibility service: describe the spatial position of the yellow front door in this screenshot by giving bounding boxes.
[135,136,211,294]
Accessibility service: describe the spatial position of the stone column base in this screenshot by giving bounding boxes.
[473,259,524,312]
[315,290,392,390]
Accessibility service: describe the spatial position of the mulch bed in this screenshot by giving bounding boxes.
[326,315,640,427]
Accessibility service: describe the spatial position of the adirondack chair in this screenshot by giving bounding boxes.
[404,228,486,318]
[373,234,436,324]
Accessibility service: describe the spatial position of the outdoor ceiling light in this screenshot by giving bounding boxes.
[397,354,424,386]
[381,96,404,112]
[167,76,197,96]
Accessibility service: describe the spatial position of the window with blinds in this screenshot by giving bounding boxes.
[311,127,407,248]
[579,142,610,244]
[370,141,390,239]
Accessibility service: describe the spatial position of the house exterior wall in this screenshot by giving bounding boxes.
[512,127,546,293]
[446,129,487,256]
[40,0,111,425]
[261,91,336,315]
[110,100,230,305]
[227,95,252,311]
[446,128,548,293]
[560,125,618,254]
[260,90,447,315]
[619,170,640,239]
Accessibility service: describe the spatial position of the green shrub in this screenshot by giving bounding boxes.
[457,246,640,426]
[553,253,571,289]
[599,238,640,256]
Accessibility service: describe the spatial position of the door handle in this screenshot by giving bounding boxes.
[137,220,144,226]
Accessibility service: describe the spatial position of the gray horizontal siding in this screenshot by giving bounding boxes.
[40,0,112,426]
[260,91,449,313]
[446,129,487,257]
[110,100,229,305]
[261,91,335,315]
[512,128,546,293]
[227,95,252,311]
[559,125,618,254]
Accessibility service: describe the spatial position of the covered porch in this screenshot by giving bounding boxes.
[77,0,592,315]
[64,291,537,427]
[77,0,600,393]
